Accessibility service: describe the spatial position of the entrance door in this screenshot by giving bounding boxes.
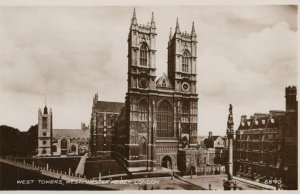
[162,155,172,169]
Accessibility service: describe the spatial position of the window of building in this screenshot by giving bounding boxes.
[162,79,166,87]
[71,145,76,153]
[42,117,47,129]
[181,101,189,123]
[42,149,46,154]
[52,145,57,152]
[61,138,68,150]
[140,44,148,66]
[139,139,147,155]
[182,51,189,72]
[43,140,47,145]
[106,116,111,126]
[139,100,148,121]
[157,101,174,137]
[43,132,47,136]
[98,115,104,127]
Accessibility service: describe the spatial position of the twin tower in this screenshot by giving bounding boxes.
[114,9,199,172]
[127,9,197,94]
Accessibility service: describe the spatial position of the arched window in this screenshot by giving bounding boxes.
[139,138,147,155]
[98,115,104,127]
[139,100,148,121]
[61,138,68,150]
[182,51,189,72]
[140,44,148,66]
[181,101,189,123]
[106,115,111,126]
[157,101,174,137]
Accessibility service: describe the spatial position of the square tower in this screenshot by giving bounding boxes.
[37,106,53,156]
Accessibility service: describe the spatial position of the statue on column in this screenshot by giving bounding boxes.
[224,104,238,190]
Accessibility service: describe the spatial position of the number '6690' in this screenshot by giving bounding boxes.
[264,179,282,184]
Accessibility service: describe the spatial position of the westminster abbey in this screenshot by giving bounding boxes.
[90,9,199,172]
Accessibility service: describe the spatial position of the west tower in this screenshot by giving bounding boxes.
[167,19,198,147]
[114,10,199,173]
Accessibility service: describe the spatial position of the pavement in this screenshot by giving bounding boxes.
[179,174,274,190]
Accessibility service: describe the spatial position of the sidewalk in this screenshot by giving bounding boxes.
[233,176,276,190]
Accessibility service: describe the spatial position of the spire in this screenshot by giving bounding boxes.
[169,27,172,40]
[175,17,180,33]
[191,21,196,37]
[150,12,155,28]
[131,8,137,25]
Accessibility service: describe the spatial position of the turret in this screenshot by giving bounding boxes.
[285,86,297,112]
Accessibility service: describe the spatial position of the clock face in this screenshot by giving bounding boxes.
[139,77,148,88]
[182,82,190,92]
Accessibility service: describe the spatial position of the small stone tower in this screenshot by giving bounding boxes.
[37,106,53,156]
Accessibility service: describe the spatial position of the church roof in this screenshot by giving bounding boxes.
[53,129,89,139]
[96,101,124,113]
[156,73,173,88]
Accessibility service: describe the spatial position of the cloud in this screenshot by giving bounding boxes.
[0,6,297,135]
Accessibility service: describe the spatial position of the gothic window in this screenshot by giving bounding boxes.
[140,44,148,66]
[157,101,174,137]
[98,115,104,127]
[181,101,189,123]
[139,138,147,155]
[106,116,111,126]
[61,138,67,150]
[139,100,148,121]
[42,140,47,145]
[182,51,189,72]
[42,117,47,129]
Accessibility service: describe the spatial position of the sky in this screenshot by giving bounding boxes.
[0,5,297,136]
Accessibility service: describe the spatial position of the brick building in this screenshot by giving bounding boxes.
[234,86,298,189]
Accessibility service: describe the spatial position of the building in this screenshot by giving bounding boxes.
[89,94,124,157]
[234,86,298,189]
[37,106,53,156]
[37,106,89,157]
[52,128,89,156]
[110,10,198,172]
[177,148,226,175]
[203,131,227,149]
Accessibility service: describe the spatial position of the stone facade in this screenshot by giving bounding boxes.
[89,95,124,157]
[37,107,89,157]
[52,128,89,156]
[113,10,198,172]
[177,148,226,175]
[37,106,53,156]
[234,86,298,189]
